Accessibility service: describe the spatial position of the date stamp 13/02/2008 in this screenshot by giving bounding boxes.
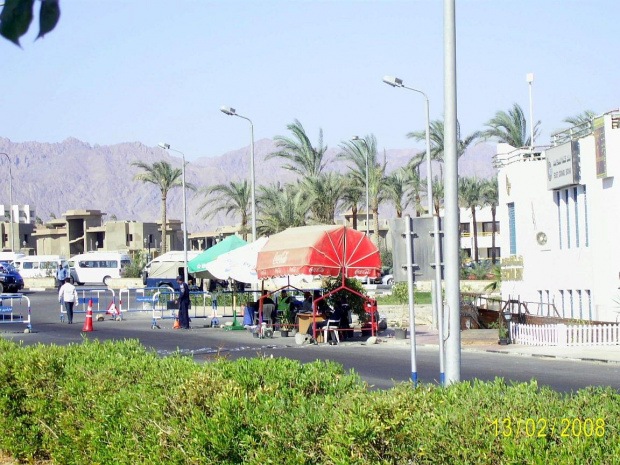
[491,418,605,438]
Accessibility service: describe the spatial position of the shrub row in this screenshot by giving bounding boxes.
[0,337,618,464]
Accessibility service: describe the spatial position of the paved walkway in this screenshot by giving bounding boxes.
[379,325,620,364]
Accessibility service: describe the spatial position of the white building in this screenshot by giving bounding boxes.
[0,204,35,224]
[496,110,620,322]
[459,206,500,262]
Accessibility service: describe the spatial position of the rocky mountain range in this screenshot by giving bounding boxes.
[0,136,497,232]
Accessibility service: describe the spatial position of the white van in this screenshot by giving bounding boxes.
[143,250,200,290]
[14,255,69,279]
[69,252,131,286]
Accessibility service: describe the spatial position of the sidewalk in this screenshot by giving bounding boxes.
[381,325,620,364]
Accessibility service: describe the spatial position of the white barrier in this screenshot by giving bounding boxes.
[512,322,620,346]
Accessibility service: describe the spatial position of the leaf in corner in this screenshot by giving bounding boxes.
[0,0,35,46]
[37,0,60,39]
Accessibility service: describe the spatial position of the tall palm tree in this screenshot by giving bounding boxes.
[302,172,346,225]
[197,181,251,241]
[482,103,540,148]
[563,110,596,127]
[458,176,484,262]
[407,119,481,168]
[267,119,327,178]
[338,135,387,244]
[480,177,499,264]
[132,160,189,255]
[257,182,310,236]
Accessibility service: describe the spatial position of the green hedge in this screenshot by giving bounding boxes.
[0,338,618,464]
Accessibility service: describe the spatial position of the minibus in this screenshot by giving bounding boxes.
[69,252,131,286]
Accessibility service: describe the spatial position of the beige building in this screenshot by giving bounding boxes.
[32,209,183,257]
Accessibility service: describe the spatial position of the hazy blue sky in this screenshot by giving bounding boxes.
[2,0,616,160]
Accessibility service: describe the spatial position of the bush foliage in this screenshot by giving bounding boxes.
[0,338,618,464]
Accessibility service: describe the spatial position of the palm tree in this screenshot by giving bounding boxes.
[401,160,425,217]
[407,119,480,169]
[482,103,540,148]
[340,177,364,230]
[256,182,310,236]
[458,176,485,262]
[302,172,346,225]
[431,177,444,217]
[132,160,189,255]
[338,135,387,244]
[267,119,327,178]
[384,171,409,218]
[563,110,596,127]
[197,181,251,241]
[480,177,499,264]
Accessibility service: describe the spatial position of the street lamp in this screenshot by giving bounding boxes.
[526,73,534,150]
[220,106,256,242]
[158,142,189,284]
[351,136,370,237]
[1,153,14,252]
[383,75,446,385]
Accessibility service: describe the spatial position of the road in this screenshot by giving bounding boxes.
[1,289,619,393]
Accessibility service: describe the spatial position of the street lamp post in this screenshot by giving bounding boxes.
[220,106,256,242]
[526,73,534,150]
[382,75,446,384]
[158,142,189,284]
[351,136,370,237]
[1,153,14,252]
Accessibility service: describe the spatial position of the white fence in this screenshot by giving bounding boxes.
[512,323,620,346]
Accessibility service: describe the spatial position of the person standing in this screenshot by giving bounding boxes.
[56,264,68,290]
[58,277,78,324]
[175,275,190,329]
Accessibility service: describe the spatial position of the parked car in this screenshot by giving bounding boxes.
[381,273,394,286]
[0,262,25,293]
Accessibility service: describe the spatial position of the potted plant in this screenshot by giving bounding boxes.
[393,321,408,340]
[279,306,295,337]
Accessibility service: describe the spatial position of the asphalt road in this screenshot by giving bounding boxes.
[2,289,619,393]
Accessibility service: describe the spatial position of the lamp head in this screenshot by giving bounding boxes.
[382,75,404,87]
[352,135,360,141]
[526,73,534,83]
[220,106,236,116]
[158,142,170,150]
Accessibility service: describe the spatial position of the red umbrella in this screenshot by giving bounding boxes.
[256,225,381,279]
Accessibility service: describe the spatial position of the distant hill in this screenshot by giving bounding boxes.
[0,137,497,232]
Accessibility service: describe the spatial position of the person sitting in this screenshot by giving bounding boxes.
[306,297,344,342]
[261,291,276,326]
[300,291,313,313]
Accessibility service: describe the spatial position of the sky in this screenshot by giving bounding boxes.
[1,0,618,161]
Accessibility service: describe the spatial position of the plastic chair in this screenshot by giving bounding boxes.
[262,304,276,326]
[323,319,341,344]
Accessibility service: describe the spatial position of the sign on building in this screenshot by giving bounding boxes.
[546,140,580,190]
[594,116,607,178]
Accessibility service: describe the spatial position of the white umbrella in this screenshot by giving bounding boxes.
[206,237,268,284]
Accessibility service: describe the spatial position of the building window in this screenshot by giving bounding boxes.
[462,248,471,258]
[482,222,500,233]
[573,186,580,248]
[568,289,574,319]
[577,289,583,320]
[126,234,133,243]
[555,191,562,249]
[560,290,565,318]
[508,203,516,255]
[460,223,471,235]
[487,247,500,260]
[586,289,592,320]
[538,290,543,314]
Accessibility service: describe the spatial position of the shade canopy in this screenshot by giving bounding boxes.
[256,225,381,279]
[188,235,247,275]
[205,237,268,284]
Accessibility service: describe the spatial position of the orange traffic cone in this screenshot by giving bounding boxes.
[173,317,180,329]
[82,299,94,332]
